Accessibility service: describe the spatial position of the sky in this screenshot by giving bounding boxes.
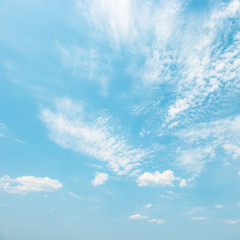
[0,0,240,239]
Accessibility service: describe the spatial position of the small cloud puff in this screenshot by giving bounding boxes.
[137,170,179,187]
[214,204,223,209]
[143,203,152,208]
[179,179,187,187]
[92,172,108,186]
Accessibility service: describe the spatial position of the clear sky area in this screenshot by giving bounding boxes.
[1,0,240,239]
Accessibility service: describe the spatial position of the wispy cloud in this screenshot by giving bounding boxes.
[56,42,111,96]
[41,97,148,175]
[0,175,62,194]
[175,147,214,177]
[173,115,240,177]
[0,122,7,137]
[129,214,166,224]
[184,207,205,215]
[143,203,152,209]
[225,219,239,224]
[126,0,240,132]
[76,0,136,48]
[214,204,223,209]
[149,218,166,224]
[191,217,209,221]
[68,192,82,200]
[92,172,108,186]
[129,214,148,220]
[165,0,240,122]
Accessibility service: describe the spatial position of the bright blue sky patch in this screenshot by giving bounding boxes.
[1,0,240,239]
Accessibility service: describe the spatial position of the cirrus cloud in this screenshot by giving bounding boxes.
[41,97,149,175]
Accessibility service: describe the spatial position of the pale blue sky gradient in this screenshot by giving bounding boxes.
[1,0,240,239]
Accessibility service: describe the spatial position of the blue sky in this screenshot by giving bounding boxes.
[1,0,240,239]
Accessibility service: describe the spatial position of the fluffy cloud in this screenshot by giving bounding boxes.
[179,179,187,187]
[137,170,178,187]
[129,214,148,220]
[0,175,62,194]
[41,97,148,175]
[92,172,108,186]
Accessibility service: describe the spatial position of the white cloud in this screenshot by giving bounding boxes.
[129,214,148,220]
[149,218,166,224]
[41,97,148,175]
[137,170,178,187]
[214,204,223,209]
[191,217,209,221]
[225,219,239,224]
[238,202,240,206]
[143,203,152,208]
[92,172,108,186]
[168,99,190,120]
[68,192,82,200]
[0,175,62,194]
[179,179,187,187]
